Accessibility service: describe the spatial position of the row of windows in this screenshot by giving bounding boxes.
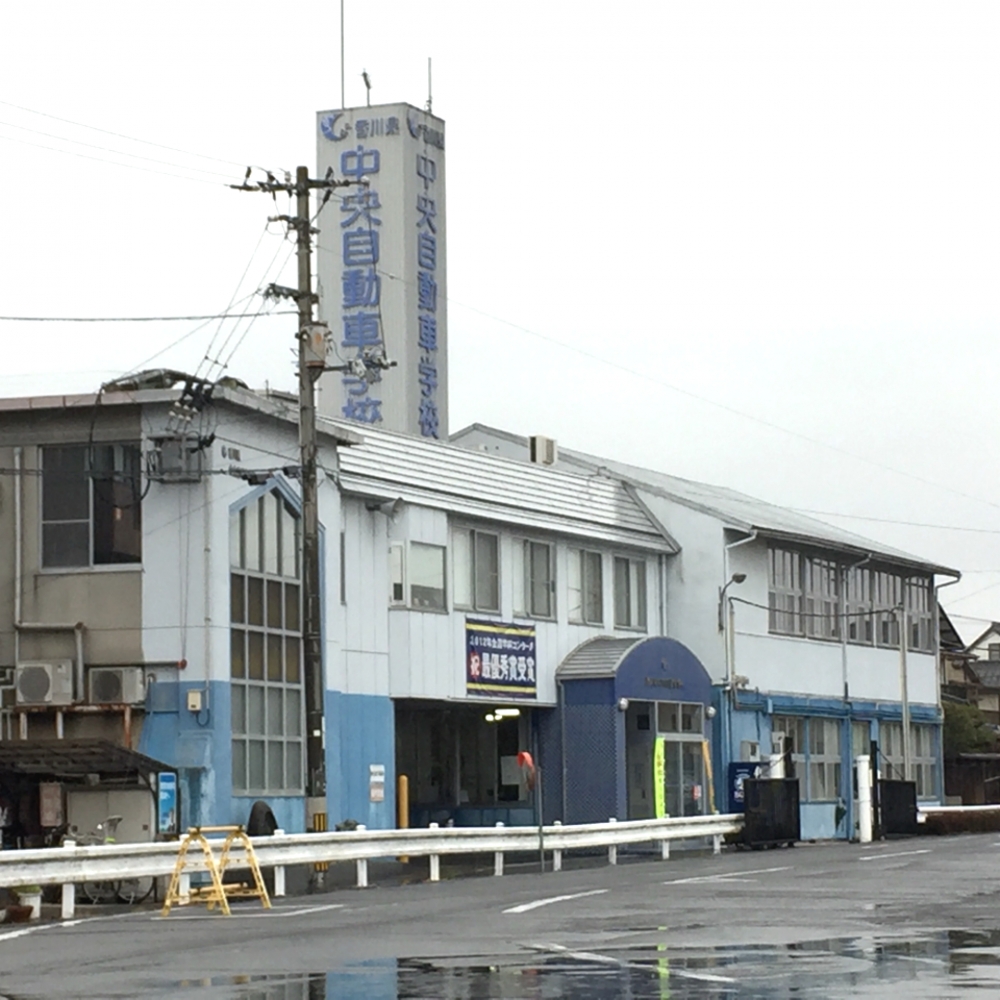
[777,716,938,801]
[768,547,934,652]
[387,530,649,630]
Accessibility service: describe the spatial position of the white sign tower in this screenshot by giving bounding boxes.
[315,103,447,439]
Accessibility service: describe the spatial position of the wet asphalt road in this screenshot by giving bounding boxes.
[3,834,1000,998]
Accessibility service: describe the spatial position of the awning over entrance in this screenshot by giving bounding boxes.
[556,635,713,704]
[0,739,170,783]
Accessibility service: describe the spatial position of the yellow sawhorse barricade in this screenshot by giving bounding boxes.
[162,826,271,917]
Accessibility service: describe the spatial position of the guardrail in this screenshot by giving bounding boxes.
[0,812,742,919]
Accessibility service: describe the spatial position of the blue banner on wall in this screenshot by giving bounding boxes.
[466,619,537,699]
[158,772,178,834]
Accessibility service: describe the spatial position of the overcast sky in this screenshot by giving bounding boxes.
[2,2,1000,635]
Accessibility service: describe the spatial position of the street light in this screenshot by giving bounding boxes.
[718,573,747,632]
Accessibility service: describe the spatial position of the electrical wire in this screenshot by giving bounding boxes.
[0,98,249,168]
[0,132,227,187]
[0,311,295,322]
[0,118,236,179]
[789,510,1000,535]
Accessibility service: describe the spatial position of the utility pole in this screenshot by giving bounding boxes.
[233,166,349,846]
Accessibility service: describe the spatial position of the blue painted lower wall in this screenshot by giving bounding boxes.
[325,691,395,830]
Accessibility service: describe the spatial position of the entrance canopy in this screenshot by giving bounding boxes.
[556,636,713,704]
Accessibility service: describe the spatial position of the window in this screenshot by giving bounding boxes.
[513,540,554,619]
[409,543,446,610]
[905,579,933,653]
[989,643,1000,660]
[568,548,603,625]
[453,529,499,612]
[845,566,873,644]
[881,721,938,798]
[804,558,839,640]
[230,490,304,795]
[614,557,647,630]
[768,547,802,635]
[389,544,405,604]
[773,716,842,802]
[42,444,142,568]
[874,571,901,647]
[656,702,704,735]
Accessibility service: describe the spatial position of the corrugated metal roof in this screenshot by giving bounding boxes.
[450,424,957,575]
[555,636,642,680]
[325,419,677,551]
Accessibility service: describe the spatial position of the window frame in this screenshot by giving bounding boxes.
[408,541,447,612]
[230,487,305,797]
[613,555,648,631]
[40,442,144,570]
[568,547,604,626]
[773,715,842,803]
[452,528,501,614]
[513,538,555,620]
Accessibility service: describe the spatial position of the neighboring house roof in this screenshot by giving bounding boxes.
[971,661,1000,689]
[963,622,1000,655]
[451,423,959,576]
[323,418,677,551]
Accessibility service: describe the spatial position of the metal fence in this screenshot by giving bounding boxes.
[0,812,743,919]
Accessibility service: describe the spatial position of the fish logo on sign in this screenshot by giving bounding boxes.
[320,112,351,142]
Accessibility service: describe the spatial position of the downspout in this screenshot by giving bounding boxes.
[933,571,961,802]
[13,447,22,667]
[722,530,757,773]
[658,552,667,636]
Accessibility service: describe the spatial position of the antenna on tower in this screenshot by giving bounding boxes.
[362,69,371,107]
[427,57,433,113]
[340,0,345,108]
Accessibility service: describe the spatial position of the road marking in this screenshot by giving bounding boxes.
[151,902,346,921]
[665,865,791,885]
[0,911,135,944]
[858,850,930,862]
[503,889,608,914]
[530,942,736,984]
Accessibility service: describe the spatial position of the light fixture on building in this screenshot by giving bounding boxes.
[484,713,496,723]
[618,697,629,712]
[495,708,520,719]
[706,705,717,719]
[718,572,747,631]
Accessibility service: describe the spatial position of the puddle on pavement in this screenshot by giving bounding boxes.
[158,930,1000,999]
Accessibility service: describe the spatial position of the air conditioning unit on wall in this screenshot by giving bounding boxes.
[89,667,145,705]
[16,661,75,706]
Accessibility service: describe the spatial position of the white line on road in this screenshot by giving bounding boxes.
[665,866,791,885]
[503,889,608,914]
[151,902,346,921]
[858,850,930,862]
[530,942,736,984]
[0,911,135,944]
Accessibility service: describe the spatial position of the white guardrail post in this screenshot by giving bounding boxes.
[61,840,75,920]
[661,833,670,860]
[428,822,440,882]
[0,813,743,898]
[494,822,504,876]
[356,825,369,888]
[273,829,286,897]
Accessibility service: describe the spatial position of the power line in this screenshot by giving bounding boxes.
[0,118,235,179]
[0,131,226,186]
[0,98,248,168]
[789,509,1000,535]
[0,312,296,323]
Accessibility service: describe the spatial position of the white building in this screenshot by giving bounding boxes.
[0,378,955,843]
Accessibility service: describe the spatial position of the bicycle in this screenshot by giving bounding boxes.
[68,815,155,905]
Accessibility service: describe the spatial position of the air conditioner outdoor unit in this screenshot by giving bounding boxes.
[740,740,761,762]
[89,666,145,705]
[16,661,75,706]
[771,732,787,755]
[529,435,558,466]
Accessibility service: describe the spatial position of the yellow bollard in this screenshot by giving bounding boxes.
[397,774,409,863]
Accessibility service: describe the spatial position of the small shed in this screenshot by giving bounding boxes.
[554,636,715,825]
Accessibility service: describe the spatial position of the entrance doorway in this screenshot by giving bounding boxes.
[626,699,707,819]
[394,700,535,826]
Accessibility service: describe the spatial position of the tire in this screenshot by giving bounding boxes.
[117,876,155,905]
[82,880,119,905]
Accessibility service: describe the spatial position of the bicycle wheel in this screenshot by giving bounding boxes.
[117,876,154,905]
[82,880,119,904]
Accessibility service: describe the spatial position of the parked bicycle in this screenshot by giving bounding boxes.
[67,815,155,905]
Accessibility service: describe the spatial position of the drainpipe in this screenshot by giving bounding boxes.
[13,447,22,667]
[658,552,667,636]
[722,530,757,771]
